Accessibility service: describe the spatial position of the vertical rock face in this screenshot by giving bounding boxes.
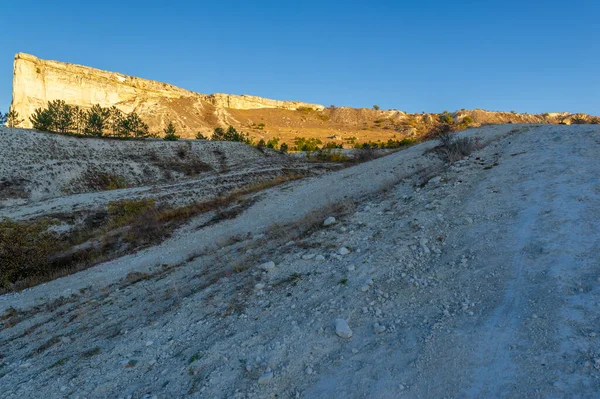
[10,53,324,130]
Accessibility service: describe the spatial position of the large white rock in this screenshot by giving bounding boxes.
[335,318,353,338]
[258,368,273,384]
[323,216,336,226]
[260,261,276,271]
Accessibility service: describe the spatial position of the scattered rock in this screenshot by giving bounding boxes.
[339,247,350,255]
[335,318,353,338]
[419,239,430,254]
[428,176,441,184]
[315,255,325,262]
[258,368,273,384]
[323,216,336,226]
[302,254,316,260]
[374,323,386,334]
[255,283,265,290]
[260,261,276,271]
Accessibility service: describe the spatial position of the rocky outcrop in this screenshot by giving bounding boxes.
[10,53,324,130]
[207,93,324,111]
[9,53,598,139]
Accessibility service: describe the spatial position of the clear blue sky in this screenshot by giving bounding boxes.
[2,0,599,114]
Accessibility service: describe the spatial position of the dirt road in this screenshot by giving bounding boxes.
[1,124,599,398]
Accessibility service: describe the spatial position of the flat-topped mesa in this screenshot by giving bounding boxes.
[10,53,324,129]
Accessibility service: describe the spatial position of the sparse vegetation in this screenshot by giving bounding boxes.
[436,128,481,162]
[195,131,207,140]
[353,138,416,149]
[81,347,101,358]
[0,173,306,292]
[462,116,474,126]
[70,170,129,192]
[438,111,454,125]
[308,149,350,163]
[212,126,251,144]
[0,218,59,289]
[355,147,378,162]
[107,198,156,226]
[292,137,322,152]
[163,121,180,141]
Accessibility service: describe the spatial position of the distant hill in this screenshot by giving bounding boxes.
[10,53,599,144]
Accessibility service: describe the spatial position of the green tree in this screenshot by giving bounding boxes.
[462,116,474,126]
[108,106,124,136]
[257,139,266,147]
[0,112,6,125]
[279,142,289,152]
[212,127,226,140]
[163,121,180,141]
[211,125,250,143]
[30,108,53,131]
[373,105,380,111]
[120,112,149,138]
[292,137,322,151]
[266,138,279,149]
[53,101,74,133]
[6,110,23,128]
[72,106,87,134]
[86,104,110,136]
[195,131,207,140]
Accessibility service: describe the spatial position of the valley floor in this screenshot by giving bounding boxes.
[1,124,599,398]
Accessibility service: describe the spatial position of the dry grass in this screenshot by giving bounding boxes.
[67,170,128,193]
[0,173,306,293]
[436,131,482,163]
[0,218,60,289]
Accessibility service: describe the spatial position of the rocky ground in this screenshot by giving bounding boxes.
[1,124,599,398]
[0,127,325,210]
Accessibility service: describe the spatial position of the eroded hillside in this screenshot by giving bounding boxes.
[10,53,599,143]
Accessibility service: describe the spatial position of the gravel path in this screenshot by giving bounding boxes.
[1,124,599,398]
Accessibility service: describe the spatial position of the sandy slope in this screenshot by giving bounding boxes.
[1,124,599,398]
